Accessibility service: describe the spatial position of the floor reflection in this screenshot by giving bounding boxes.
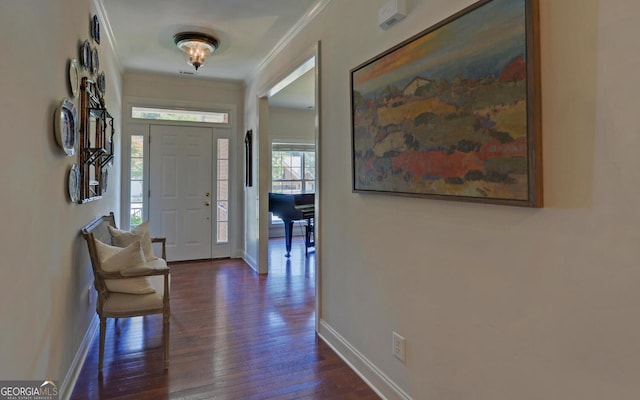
[268,236,315,277]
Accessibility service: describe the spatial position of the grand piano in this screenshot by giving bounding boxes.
[268,192,315,257]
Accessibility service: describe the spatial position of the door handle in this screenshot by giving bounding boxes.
[205,192,211,197]
[205,201,211,206]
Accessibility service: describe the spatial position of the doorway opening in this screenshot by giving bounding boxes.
[265,56,317,271]
[256,45,321,328]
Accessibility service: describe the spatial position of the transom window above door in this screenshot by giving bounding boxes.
[131,106,229,124]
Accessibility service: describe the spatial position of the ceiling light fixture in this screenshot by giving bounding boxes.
[173,32,219,71]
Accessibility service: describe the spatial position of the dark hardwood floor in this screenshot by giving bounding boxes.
[71,237,380,399]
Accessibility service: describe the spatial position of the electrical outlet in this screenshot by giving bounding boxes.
[393,331,406,362]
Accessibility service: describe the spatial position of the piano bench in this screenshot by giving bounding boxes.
[304,222,314,255]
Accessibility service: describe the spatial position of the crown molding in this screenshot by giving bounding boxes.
[93,0,122,74]
[249,0,332,81]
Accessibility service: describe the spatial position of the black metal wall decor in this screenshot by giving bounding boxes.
[244,130,253,187]
[78,77,113,203]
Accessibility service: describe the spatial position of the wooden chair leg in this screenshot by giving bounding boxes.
[99,317,106,373]
[163,311,170,369]
[163,273,170,370]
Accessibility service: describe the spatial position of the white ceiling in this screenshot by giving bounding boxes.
[270,64,316,110]
[100,0,319,108]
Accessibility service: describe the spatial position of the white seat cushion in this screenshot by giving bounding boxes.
[103,291,164,314]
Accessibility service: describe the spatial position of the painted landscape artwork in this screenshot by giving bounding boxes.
[351,0,541,206]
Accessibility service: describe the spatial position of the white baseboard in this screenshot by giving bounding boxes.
[59,314,99,400]
[243,251,259,273]
[317,319,413,400]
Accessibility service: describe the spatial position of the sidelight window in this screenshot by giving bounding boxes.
[130,135,144,229]
[216,138,229,243]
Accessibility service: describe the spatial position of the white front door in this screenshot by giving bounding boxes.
[149,125,213,261]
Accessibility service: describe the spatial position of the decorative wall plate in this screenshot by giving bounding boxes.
[92,15,101,44]
[101,168,109,193]
[91,47,99,76]
[98,71,106,95]
[68,163,80,203]
[80,40,91,70]
[54,98,78,156]
[68,59,79,98]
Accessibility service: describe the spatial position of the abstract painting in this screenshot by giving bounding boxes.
[351,0,542,207]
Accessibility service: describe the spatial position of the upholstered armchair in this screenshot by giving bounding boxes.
[81,212,170,372]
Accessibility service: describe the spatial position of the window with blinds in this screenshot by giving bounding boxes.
[271,143,316,195]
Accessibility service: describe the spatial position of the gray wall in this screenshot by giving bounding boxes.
[0,0,122,394]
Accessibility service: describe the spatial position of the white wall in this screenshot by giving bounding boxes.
[245,0,640,398]
[122,72,244,108]
[0,0,122,393]
[269,106,315,144]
